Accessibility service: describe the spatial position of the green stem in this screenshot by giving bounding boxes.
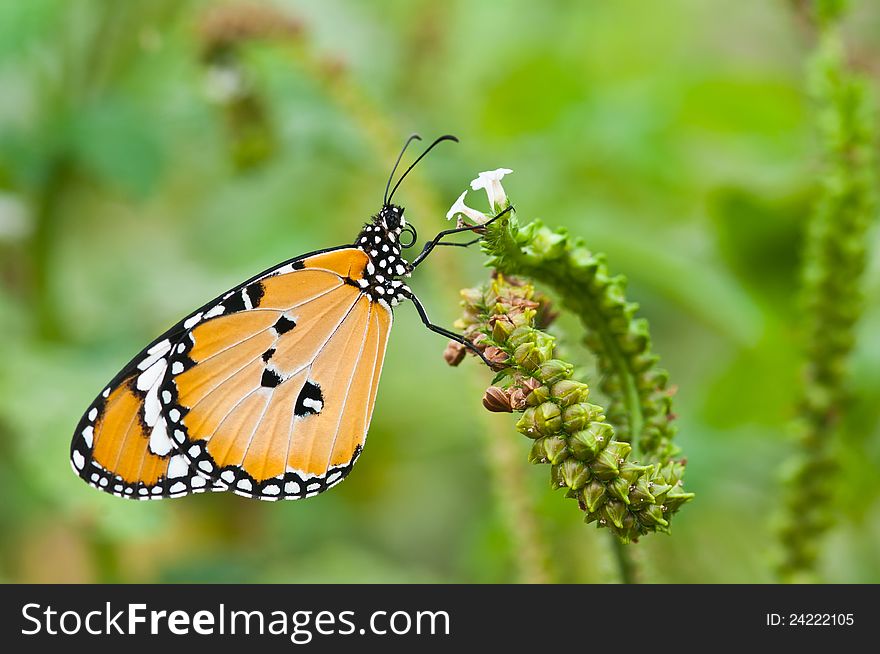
[482,417,553,583]
[610,533,639,584]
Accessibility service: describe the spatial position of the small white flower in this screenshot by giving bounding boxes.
[470,168,513,211]
[446,191,489,224]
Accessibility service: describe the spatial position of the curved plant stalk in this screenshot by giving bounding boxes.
[480,213,679,466]
[450,274,692,545]
[777,1,878,582]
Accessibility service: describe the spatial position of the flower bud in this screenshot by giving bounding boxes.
[562,404,593,434]
[661,485,694,512]
[603,440,632,464]
[601,500,627,530]
[528,438,548,464]
[591,447,621,481]
[581,479,607,513]
[459,287,483,307]
[646,480,672,504]
[513,342,543,371]
[482,386,513,413]
[443,341,466,366]
[515,407,540,438]
[584,403,607,422]
[490,315,515,342]
[627,475,656,509]
[534,401,563,435]
[608,476,632,505]
[483,346,509,370]
[526,385,550,406]
[541,435,568,465]
[637,504,669,528]
[508,309,535,328]
[559,459,590,490]
[550,379,588,407]
[507,327,534,350]
[568,430,599,462]
[537,359,572,385]
[508,387,529,411]
[618,461,651,485]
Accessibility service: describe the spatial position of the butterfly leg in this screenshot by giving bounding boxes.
[409,205,514,269]
[435,237,482,249]
[404,291,493,367]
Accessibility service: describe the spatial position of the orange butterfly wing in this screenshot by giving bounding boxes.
[70,334,223,499]
[159,248,392,500]
[71,246,391,501]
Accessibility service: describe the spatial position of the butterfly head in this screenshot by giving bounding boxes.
[375,203,417,248]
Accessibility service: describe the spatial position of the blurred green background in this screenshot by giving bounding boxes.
[1,0,878,583]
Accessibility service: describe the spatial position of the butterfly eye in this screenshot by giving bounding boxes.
[400,223,417,248]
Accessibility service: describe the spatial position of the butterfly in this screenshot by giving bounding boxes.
[70,134,508,502]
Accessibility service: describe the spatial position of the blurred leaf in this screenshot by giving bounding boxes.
[708,185,809,309]
[69,97,164,197]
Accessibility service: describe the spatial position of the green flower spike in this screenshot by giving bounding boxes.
[450,183,682,469]
[448,274,693,543]
[777,0,878,582]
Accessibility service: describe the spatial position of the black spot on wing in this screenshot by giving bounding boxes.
[222,281,265,313]
[291,260,305,270]
[273,315,296,335]
[343,276,361,288]
[222,292,247,313]
[294,381,323,417]
[261,368,283,388]
[261,347,276,363]
[244,281,264,308]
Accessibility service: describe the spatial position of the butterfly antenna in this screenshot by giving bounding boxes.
[387,134,459,203]
[384,134,422,206]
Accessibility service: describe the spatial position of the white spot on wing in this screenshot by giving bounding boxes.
[88,407,98,421]
[147,339,171,356]
[144,386,162,427]
[284,480,300,495]
[72,451,85,470]
[148,417,173,456]
[81,426,94,448]
[204,305,225,319]
[183,313,203,329]
[167,454,189,479]
[136,358,166,392]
